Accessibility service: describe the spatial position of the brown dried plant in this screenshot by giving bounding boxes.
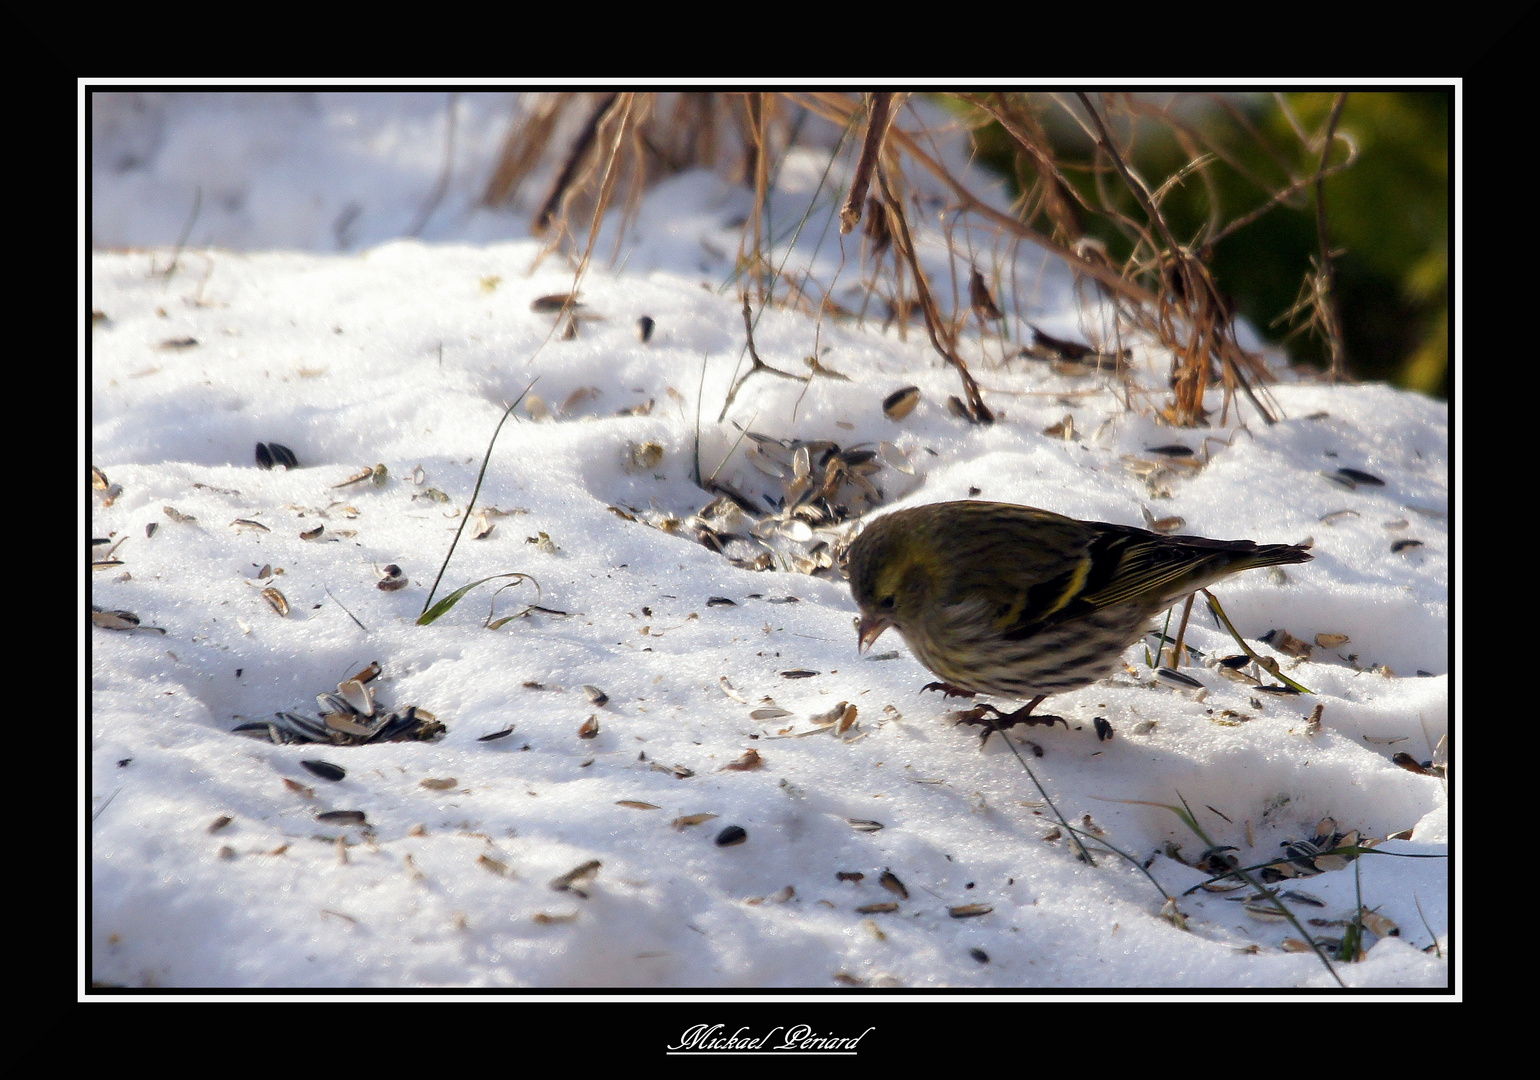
[483,91,1356,430]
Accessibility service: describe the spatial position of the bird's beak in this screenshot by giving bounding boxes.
[857,614,890,653]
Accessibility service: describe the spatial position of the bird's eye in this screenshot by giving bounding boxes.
[879,595,896,610]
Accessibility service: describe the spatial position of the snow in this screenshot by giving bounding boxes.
[87,90,1452,999]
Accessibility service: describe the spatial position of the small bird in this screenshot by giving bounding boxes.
[845,500,1311,729]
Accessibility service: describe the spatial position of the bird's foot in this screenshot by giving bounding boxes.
[921,681,977,699]
[949,696,1067,745]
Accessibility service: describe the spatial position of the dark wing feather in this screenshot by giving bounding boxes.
[996,523,1280,639]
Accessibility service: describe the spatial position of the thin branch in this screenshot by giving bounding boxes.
[988,716,1096,866]
[568,92,638,295]
[1074,93,1277,427]
[742,92,769,303]
[1202,589,1314,695]
[1075,93,1182,257]
[792,92,1157,307]
[839,91,897,234]
[421,377,541,617]
[716,299,810,420]
[156,185,202,285]
[875,162,993,423]
[409,92,458,237]
[533,92,620,235]
[1310,93,1350,381]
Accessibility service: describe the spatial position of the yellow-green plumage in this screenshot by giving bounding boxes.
[846,500,1311,706]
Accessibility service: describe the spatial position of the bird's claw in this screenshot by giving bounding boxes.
[950,703,1068,738]
[921,681,977,699]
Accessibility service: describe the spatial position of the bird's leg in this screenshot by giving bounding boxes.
[950,695,1069,744]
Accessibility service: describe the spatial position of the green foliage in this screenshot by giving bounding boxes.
[1275,92,1448,396]
[963,92,1449,398]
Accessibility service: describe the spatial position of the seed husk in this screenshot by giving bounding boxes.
[316,810,367,826]
[530,292,581,313]
[549,859,601,895]
[882,386,921,420]
[672,813,719,829]
[301,760,347,782]
[948,903,993,919]
[91,608,141,631]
